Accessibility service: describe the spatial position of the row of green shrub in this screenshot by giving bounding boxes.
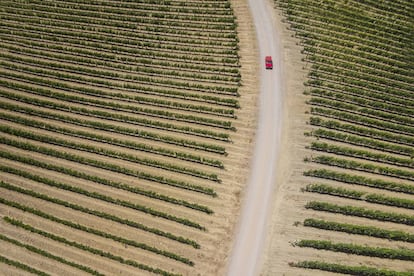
[305,201,414,225]
[3,217,179,276]
[309,128,414,157]
[0,233,103,275]
[295,239,414,260]
[303,218,414,243]
[48,0,234,15]
[311,107,414,136]
[0,77,235,131]
[0,151,213,214]
[0,199,192,265]
[0,136,217,197]
[1,38,240,77]
[0,183,199,248]
[0,89,230,141]
[2,5,236,32]
[305,184,414,209]
[0,124,221,182]
[284,1,411,45]
[309,142,413,168]
[366,194,414,210]
[1,22,237,55]
[306,79,414,108]
[0,15,237,49]
[304,169,414,194]
[310,155,414,181]
[303,184,364,200]
[0,54,239,110]
[1,111,224,168]
[0,254,49,276]
[309,84,412,112]
[0,28,238,66]
[290,260,411,276]
[26,0,236,22]
[309,97,413,127]
[0,170,206,230]
[0,101,227,154]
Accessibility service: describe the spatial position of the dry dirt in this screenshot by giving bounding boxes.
[0,0,260,275]
[1,1,412,276]
[256,1,414,275]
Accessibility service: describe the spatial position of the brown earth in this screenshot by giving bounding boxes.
[259,1,414,275]
[0,0,259,275]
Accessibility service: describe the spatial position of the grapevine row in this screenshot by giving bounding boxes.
[309,117,414,148]
[0,136,218,197]
[309,155,414,181]
[310,107,414,136]
[0,154,212,214]
[294,239,414,261]
[290,260,410,276]
[304,169,414,194]
[0,60,238,116]
[0,124,221,182]
[0,90,231,141]
[1,111,224,168]
[0,182,199,248]
[3,217,179,276]
[0,32,238,68]
[0,49,240,86]
[0,179,205,230]
[309,142,414,168]
[0,254,49,276]
[305,201,414,225]
[0,198,193,265]
[305,184,414,210]
[0,101,227,154]
[303,218,414,243]
[0,233,103,275]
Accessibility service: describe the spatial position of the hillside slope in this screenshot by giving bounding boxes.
[0,0,259,275]
[262,0,414,274]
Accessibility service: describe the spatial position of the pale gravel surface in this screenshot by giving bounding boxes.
[227,0,284,275]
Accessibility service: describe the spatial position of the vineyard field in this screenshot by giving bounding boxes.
[1,0,411,274]
[262,0,414,275]
[0,0,260,275]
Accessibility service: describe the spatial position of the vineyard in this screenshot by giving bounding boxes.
[267,0,414,274]
[1,0,412,274]
[0,0,259,275]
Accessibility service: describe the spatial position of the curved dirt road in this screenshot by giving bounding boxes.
[228,0,283,275]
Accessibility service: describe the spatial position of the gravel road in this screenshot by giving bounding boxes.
[227,0,283,275]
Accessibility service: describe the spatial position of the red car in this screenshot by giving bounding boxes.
[265,56,273,69]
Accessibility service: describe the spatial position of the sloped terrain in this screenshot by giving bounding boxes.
[0,0,259,275]
[263,0,414,274]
